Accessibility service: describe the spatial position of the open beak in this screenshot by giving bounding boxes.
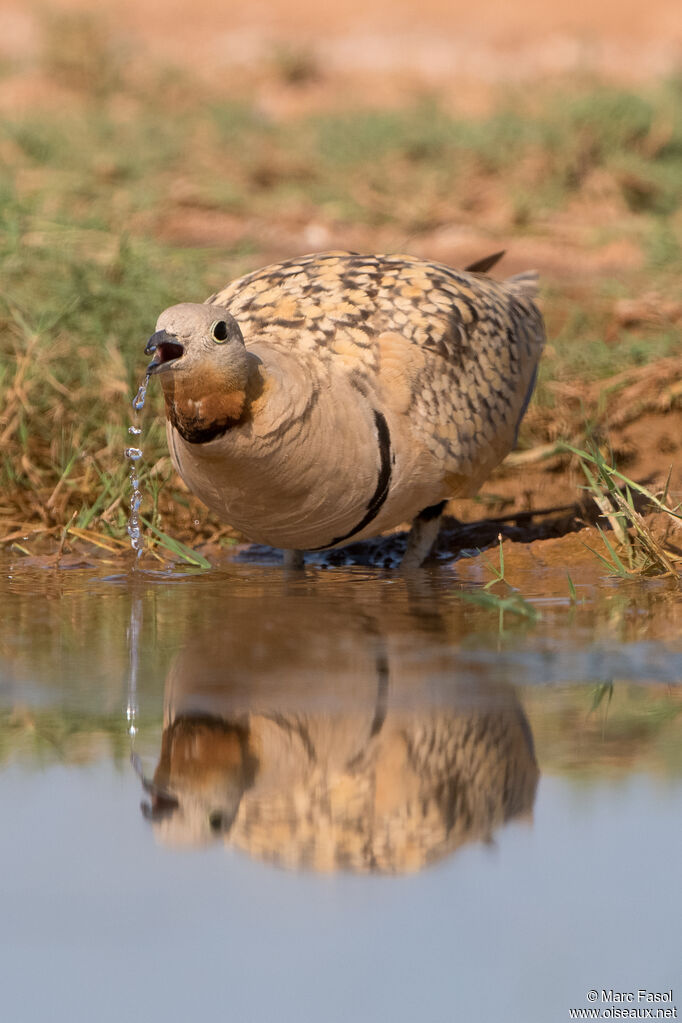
[145,330,185,374]
[131,753,180,821]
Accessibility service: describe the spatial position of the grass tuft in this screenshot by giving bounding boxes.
[566,443,682,578]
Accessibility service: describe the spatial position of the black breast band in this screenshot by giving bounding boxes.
[312,409,393,550]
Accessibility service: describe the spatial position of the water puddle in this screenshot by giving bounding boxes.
[0,554,680,1021]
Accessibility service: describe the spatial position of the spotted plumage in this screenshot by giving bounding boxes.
[140,627,539,871]
[146,251,545,565]
[145,703,538,871]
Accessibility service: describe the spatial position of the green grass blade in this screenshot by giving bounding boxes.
[591,681,614,711]
[582,539,626,577]
[141,517,212,568]
[563,444,682,521]
[453,588,540,620]
[595,525,630,576]
[567,572,578,602]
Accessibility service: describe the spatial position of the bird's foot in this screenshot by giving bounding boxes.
[400,500,449,570]
[282,549,305,569]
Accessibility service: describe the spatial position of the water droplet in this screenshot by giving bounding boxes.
[126,372,152,559]
[132,373,150,412]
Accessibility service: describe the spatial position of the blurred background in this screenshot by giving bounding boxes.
[0,0,681,546]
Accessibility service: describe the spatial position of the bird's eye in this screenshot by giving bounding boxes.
[211,320,229,343]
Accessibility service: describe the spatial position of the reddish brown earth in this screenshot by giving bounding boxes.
[1,0,681,115]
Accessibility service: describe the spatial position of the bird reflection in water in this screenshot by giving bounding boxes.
[136,581,539,873]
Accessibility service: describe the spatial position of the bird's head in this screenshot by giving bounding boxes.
[145,303,259,443]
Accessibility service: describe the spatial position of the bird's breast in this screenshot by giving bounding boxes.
[167,366,442,551]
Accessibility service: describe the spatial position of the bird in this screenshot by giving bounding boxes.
[145,250,545,567]
[136,599,539,869]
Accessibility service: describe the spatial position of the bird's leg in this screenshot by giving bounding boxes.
[282,548,305,569]
[400,500,448,570]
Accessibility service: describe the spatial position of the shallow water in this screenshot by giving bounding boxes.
[1,552,680,1022]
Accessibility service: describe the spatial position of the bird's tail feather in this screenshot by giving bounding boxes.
[505,270,539,299]
[463,250,506,274]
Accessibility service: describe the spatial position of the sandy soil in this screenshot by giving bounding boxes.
[1,0,681,115]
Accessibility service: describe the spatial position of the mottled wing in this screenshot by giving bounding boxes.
[400,263,545,485]
[209,252,545,485]
[209,251,541,371]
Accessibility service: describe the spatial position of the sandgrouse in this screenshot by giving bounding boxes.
[145,251,545,567]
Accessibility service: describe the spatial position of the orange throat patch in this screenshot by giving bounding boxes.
[162,367,249,444]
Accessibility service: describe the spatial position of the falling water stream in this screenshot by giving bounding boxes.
[124,373,151,742]
[126,591,142,739]
[124,373,150,558]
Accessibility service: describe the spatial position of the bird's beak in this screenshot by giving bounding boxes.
[145,330,185,375]
[131,753,180,820]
